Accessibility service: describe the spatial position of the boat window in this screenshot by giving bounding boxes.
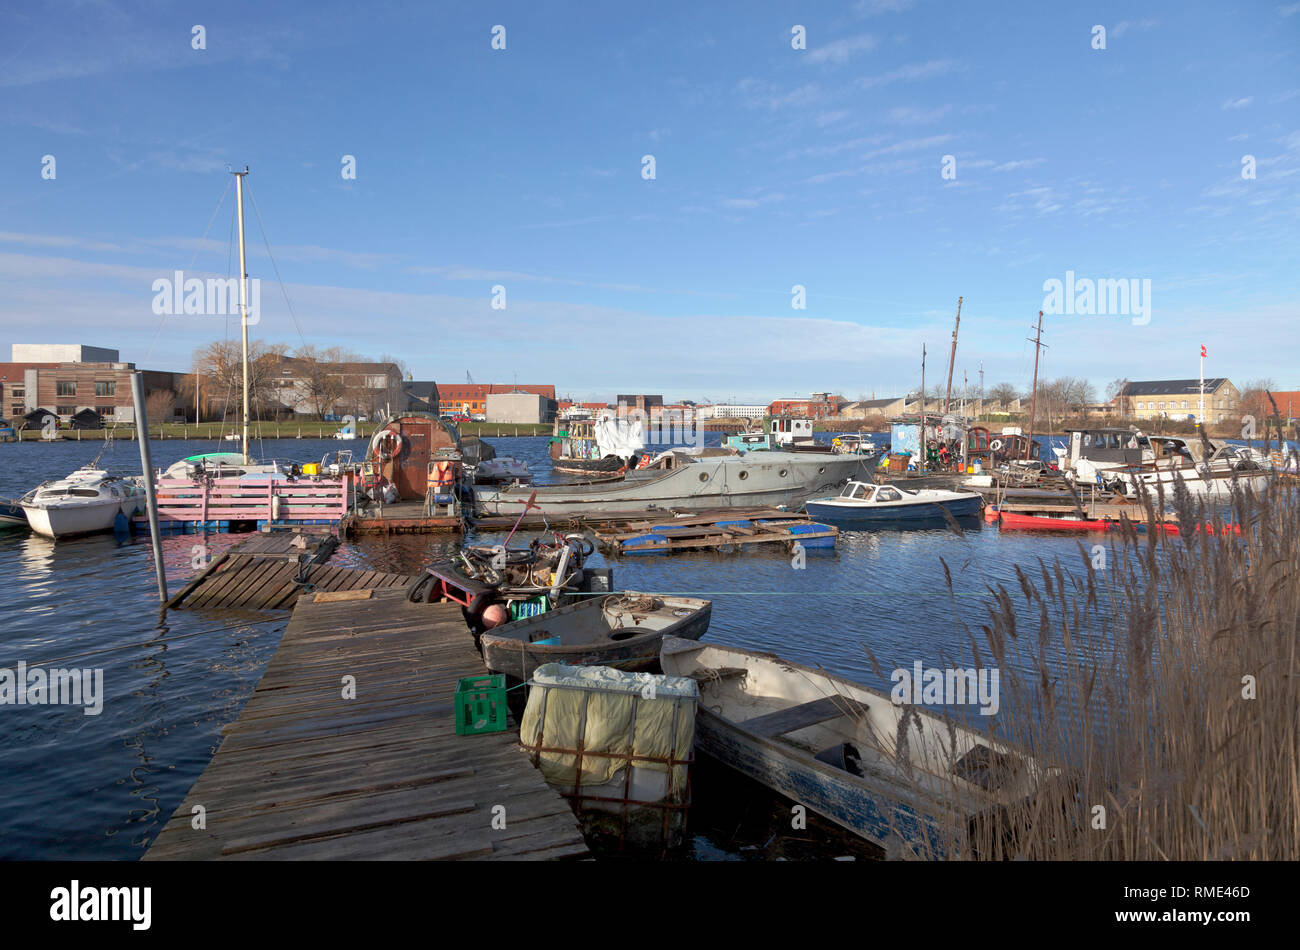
[877,488,901,502]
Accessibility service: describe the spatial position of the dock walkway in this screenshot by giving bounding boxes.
[145,587,588,860]
[167,531,412,610]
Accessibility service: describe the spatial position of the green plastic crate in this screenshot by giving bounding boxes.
[455,674,508,736]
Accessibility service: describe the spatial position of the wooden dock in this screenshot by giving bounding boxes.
[342,500,462,537]
[145,587,588,860]
[167,531,413,611]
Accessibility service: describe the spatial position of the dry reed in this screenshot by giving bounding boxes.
[866,468,1299,860]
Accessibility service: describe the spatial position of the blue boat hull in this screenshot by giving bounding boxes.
[805,494,983,525]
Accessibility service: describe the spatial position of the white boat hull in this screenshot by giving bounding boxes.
[23,498,134,538]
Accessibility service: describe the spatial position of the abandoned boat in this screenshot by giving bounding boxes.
[550,412,646,475]
[659,638,1049,856]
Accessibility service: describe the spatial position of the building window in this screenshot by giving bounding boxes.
[96,406,114,418]
[57,405,75,415]
[1136,402,1144,410]
[95,381,115,397]
[57,381,76,397]
[11,405,22,417]
[1181,401,1188,409]
[1157,402,1165,410]
[11,388,23,398]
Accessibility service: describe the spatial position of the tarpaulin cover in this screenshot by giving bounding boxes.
[891,423,920,458]
[593,411,646,460]
[520,664,697,800]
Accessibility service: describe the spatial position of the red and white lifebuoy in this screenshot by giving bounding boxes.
[374,429,404,462]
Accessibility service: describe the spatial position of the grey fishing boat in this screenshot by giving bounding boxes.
[474,449,877,516]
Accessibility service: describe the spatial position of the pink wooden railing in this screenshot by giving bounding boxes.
[146,476,349,524]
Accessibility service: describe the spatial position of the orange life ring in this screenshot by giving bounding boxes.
[374,429,403,462]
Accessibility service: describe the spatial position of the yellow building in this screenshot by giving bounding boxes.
[1117,378,1239,424]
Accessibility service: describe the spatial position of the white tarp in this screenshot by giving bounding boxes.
[521,664,697,802]
[594,411,646,460]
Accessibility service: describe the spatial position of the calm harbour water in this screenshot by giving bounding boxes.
[0,431,1169,859]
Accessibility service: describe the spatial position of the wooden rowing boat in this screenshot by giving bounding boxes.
[660,638,1049,856]
[480,593,712,681]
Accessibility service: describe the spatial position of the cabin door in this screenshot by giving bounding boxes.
[394,421,431,499]
[1070,431,1082,465]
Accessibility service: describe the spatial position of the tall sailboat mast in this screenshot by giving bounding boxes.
[1024,310,1045,460]
[233,166,251,463]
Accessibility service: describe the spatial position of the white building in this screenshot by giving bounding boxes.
[696,404,768,420]
[11,344,120,363]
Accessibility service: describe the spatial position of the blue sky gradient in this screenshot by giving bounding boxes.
[2,0,1297,404]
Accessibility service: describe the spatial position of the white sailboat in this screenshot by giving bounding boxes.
[21,469,144,538]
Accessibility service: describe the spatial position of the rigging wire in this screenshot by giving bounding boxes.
[144,177,233,364]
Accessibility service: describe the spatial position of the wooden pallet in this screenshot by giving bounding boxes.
[144,589,588,861]
[593,515,838,555]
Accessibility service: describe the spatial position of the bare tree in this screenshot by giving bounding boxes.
[192,339,288,421]
[1106,378,1131,417]
[145,389,176,425]
[987,383,1020,410]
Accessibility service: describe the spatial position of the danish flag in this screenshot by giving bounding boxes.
[1200,345,1207,358]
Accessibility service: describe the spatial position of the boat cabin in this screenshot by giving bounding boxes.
[770,417,815,447]
[724,432,772,453]
[365,412,461,500]
[837,481,907,503]
[1066,427,1148,468]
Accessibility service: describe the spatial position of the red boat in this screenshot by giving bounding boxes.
[987,506,1240,537]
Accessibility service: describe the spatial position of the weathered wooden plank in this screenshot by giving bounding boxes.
[145,588,586,861]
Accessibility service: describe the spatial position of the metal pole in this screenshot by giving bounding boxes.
[919,344,926,471]
[1198,344,1205,426]
[234,166,251,464]
[130,371,168,604]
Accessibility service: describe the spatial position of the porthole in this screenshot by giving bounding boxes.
[738,470,748,480]
[698,472,709,482]
[817,466,825,474]
[779,468,788,477]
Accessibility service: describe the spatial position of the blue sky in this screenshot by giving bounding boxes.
[1,0,1297,404]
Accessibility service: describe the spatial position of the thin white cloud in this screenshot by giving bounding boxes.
[886,104,952,124]
[1111,19,1159,37]
[857,59,956,90]
[807,34,879,65]
[856,0,914,14]
[1222,97,1254,110]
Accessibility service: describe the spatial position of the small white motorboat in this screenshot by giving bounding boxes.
[473,456,532,485]
[20,468,145,538]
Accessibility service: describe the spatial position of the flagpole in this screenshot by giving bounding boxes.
[1199,345,1206,425]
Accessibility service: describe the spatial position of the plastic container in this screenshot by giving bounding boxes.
[454,674,508,736]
